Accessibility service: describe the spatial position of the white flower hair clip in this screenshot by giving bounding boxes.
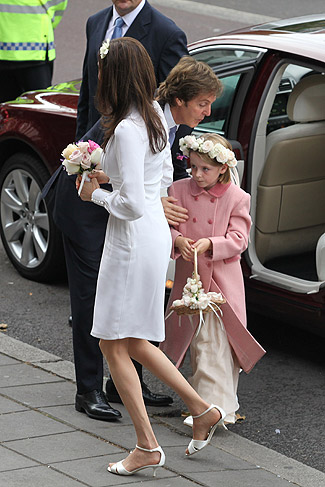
[179,135,237,168]
[99,39,110,59]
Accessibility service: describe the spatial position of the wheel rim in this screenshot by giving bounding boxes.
[1,168,50,269]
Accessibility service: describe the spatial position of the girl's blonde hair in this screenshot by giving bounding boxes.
[192,133,232,184]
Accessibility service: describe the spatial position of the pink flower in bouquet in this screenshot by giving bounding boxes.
[87,140,100,153]
[76,141,90,153]
[69,150,84,164]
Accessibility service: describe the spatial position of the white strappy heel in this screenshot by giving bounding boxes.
[107,444,165,476]
[186,404,226,456]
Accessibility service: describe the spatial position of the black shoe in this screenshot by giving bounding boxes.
[75,389,122,421]
[142,382,173,407]
[106,378,173,407]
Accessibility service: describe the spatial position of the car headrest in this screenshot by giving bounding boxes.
[287,74,325,123]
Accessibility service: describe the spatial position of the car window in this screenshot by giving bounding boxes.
[267,65,314,134]
[193,47,263,68]
[191,46,265,136]
[194,73,242,135]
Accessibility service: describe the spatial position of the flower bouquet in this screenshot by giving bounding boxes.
[61,140,103,196]
[168,248,226,336]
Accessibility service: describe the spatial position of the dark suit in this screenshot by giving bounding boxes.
[43,2,189,395]
[76,1,188,139]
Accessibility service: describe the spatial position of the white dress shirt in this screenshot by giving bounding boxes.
[163,103,179,136]
[160,103,179,196]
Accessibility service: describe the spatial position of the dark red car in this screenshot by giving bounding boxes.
[1,15,324,335]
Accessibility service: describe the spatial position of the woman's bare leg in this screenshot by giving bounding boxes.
[100,338,161,472]
[127,339,221,445]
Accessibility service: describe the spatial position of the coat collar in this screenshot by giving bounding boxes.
[190,178,231,197]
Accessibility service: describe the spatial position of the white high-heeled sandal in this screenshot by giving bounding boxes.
[107,444,165,476]
[186,404,226,456]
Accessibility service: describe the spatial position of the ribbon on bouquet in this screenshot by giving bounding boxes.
[78,171,91,197]
[190,302,224,338]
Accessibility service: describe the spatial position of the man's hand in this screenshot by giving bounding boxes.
[192,238,212,256]
[162,196,188,226]
[175,236,194,261]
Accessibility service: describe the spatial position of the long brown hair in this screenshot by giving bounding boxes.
[96,37,167,153]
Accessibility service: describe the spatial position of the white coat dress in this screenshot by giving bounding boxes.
[90,102,173,342]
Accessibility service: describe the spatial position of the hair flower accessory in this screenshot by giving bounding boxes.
[179,135,237,168]
[99,39,110,59]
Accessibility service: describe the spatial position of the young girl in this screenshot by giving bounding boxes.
[161,133,265,424]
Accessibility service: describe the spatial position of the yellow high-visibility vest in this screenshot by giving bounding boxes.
[0,0,68,62]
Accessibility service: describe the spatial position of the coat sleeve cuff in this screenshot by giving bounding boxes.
[91,188,110,207]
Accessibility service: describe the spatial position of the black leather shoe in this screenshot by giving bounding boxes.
[75,389,122,421]
[106,379,173,407]
[142,382,173,406]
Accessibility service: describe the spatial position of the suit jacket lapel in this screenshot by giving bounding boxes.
[98,7,113,43]
[125,1,151,42]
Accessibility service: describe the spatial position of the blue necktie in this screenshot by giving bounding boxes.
[168,126,177,147]
[111,17,125,39]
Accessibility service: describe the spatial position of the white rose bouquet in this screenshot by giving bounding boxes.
[61,140,103,196]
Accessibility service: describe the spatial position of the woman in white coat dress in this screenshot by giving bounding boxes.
[79,38,225,477]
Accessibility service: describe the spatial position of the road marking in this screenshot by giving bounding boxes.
[149,0,278,24]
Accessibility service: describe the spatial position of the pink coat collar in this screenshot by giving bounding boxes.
[190,178,231,197]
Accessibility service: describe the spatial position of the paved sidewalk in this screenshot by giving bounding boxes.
[0,333,324,487]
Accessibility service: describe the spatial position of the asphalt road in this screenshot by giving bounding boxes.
[1,0,325,475]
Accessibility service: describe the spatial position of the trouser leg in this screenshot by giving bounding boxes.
[63,235,104,394]
[63,234,144,393]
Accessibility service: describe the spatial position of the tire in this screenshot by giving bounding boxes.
[0,153,66,282]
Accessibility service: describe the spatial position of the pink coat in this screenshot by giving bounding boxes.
[160,178,266,373]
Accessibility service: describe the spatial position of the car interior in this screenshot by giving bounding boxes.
[249,65,325,292]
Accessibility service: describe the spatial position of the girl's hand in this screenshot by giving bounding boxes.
[89,169,109,184]
[175,236,194,261]
[76,177,100,201]
[193,238,212,256]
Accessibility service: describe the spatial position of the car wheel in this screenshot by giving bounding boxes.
[0,153,65,282]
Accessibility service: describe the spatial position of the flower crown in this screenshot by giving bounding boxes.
[179,135,237,168]
[99,39,110,59]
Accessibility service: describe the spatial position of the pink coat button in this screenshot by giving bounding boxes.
[194,196,199,201]
[193,217,197,223]
[208,219,213,224]
[210,198,215,203]
[206,262,211,267]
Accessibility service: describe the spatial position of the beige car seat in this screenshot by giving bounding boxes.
[255,74,325,267]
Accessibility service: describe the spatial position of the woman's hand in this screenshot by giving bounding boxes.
[175,236,194,261]
[89,169,109,184]
[192,238,212,256]
[162,196,188,226]
[76,176,100,201]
